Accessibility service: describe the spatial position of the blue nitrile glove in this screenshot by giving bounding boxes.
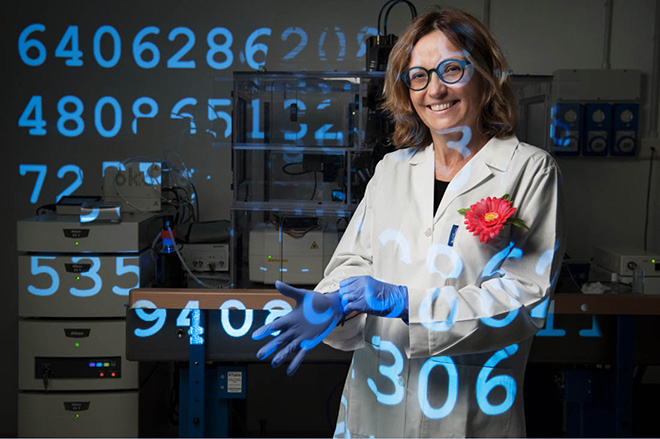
[251,280,346,376]
[339,276,409,323]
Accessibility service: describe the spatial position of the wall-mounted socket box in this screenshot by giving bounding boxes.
[639,138,660,159]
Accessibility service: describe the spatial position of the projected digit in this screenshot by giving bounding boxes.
[69,257,102,297]
[19,164,47,204]
[94,96,122,138]
[367,336,404,405]
[133,26,161,68]
[207,27,233,70]
[113,257,140,296]
[55,164,83,202]
[245,27,271,70]
[476,344,518,415]
[28,256,59,296]
[208,98,232,139]
[168,27,196,68]
[57,95,84,137]
[418,356,458,419]
[176,300,200,326]
[134,307,167,337]
[93,25,121,68]
[282,99,307,141]
[171,97,197,134]
[18,24,46,66]
[318,26,346,61]
[55,25,83,66]
[263,299,292,336]
[355,26,377,57]
[19,96,47,135]
[281,27,307,61]
[132,97,158,134]
[220,299,253,338]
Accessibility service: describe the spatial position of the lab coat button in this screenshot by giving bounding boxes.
[425,228,432,237]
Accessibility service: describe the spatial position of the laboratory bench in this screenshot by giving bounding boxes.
[126,289,660,437]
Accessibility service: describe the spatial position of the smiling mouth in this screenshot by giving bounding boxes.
[429,101,457,111]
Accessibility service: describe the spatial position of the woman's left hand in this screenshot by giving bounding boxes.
[339,276,409,323]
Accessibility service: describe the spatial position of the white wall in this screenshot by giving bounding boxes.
[2,0,658,435]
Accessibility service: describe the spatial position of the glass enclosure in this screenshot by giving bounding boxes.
[230,71,388,287]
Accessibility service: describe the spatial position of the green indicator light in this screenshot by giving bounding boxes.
[103,362,110,367]
[76,276,80,281]
[74,241,79,246]
[268,255,271,259]
[653,259,656,263]
[75,343,80,347]
[75,414,79,419]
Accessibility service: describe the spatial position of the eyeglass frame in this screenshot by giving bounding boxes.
[400,59,472,91]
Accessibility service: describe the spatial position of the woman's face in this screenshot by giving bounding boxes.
[407,30,482,139]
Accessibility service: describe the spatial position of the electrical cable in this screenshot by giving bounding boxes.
[138,362,162,389]
[311,171,318,200]
[383,0,417,37]
[643,147,655,251]
[282,162,312,175]
[190,180,200,222]
[377,0,400,35]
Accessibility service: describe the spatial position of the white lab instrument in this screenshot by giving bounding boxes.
[249,222,338,285]
[591,247,660,294]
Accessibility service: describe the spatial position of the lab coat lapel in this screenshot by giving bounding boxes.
[408,145,435,224]
[434,136,518,221]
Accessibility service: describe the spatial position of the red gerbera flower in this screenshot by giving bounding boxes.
[463,196,517,244]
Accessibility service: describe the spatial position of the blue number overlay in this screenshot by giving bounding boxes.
[113,257,140,296]
[220,299,254,338]
[134,301,167,338]
[95,97,122,138]
[69,257,102,297]
[281,27,307,61]
[19,96,47,135]
[418,356,458,419]
[93,26,121,68]
[208,98,231,139]
[207,27,233,70]
[133,26,161,68]
[367,335,404,405]
[132,97,159,134]
[476,344,518,415]
[245,27,271,70]
[19,164,47,204]
[55,164,83,202]
[55,25,83,66]
[18,24,46,66]
[167,27,196,68]
[28,256,59,296]
[57,96,84,137]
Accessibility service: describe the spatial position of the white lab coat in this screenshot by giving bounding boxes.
[315,135,565,438]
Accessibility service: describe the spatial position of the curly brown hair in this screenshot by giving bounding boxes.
[382,7,516,149]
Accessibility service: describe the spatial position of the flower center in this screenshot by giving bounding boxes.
[484,212,499,222]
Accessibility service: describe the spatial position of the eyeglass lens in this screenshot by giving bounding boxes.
[405,60,466,89]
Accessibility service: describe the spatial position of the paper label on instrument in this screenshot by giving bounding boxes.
[227,371,243,393]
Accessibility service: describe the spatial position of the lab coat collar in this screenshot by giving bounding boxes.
[408,135,519,171]
[426,135,520,221]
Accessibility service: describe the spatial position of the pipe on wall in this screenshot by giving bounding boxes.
[483,0,491,28]
[602,0,613,69]
[648,0,660,138]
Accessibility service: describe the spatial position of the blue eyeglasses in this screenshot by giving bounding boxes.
[401,59,471,91]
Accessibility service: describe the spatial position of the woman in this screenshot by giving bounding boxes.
[253,7,565,438]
